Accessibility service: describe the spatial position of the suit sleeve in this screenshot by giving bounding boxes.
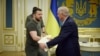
[47,22,76,48]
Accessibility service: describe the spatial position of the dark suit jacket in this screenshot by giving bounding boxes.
[47,16,81,56]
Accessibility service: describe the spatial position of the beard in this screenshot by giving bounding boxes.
[36,18,40,21]
[35,17,42,21]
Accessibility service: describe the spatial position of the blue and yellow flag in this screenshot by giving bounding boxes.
[45,0,60,38]
[57,0,100,27]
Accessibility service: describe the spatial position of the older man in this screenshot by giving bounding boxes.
[39,6,81,56]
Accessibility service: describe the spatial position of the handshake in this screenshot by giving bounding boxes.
[38,35,52,51]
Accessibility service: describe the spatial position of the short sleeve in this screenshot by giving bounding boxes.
[26,22,37,32]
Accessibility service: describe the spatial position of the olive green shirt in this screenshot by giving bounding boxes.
[25,14,44,47]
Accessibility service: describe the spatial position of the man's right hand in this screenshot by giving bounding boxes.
[39,43,46,50]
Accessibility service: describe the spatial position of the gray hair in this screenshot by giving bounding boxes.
[58,6,69,16]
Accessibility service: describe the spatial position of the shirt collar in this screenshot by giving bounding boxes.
[62,16,68,25]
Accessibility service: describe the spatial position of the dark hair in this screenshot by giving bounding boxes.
[32,7,42,14]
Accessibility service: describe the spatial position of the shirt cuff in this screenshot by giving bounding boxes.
[45,43,48,48]
[44,43,48,51]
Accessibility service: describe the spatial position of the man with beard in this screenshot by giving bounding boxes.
[25,7,47,56]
